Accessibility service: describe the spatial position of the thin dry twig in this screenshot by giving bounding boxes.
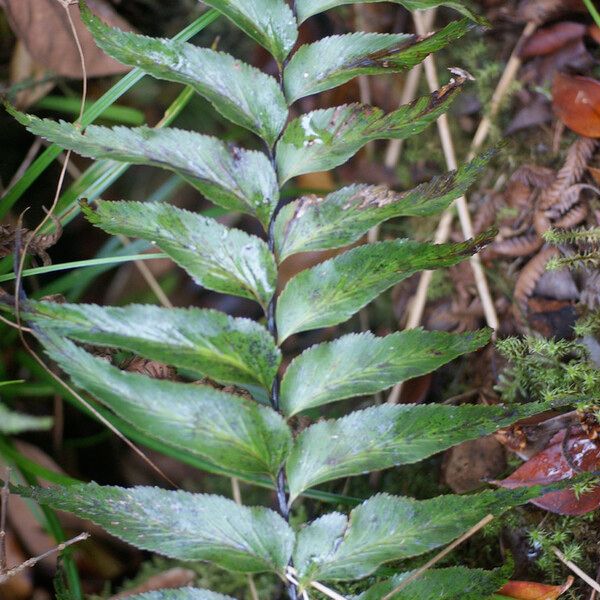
[588,563,600,600]
[0,469,9,574]
[3,139,43,196]
[0,532,90,584]
[413,11,498,330]
[231,478,259,600]
[383,8,437,169]
[388,17,536,403]
[381,514,494,600]
[286,567,347,600]
[552,546,600,595]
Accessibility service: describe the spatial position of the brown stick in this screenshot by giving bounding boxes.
[389,18,536,403]
[552,546,600,595]
[0,532,90,584]
[0,470,9,574]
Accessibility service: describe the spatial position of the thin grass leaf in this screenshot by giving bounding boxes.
[0,403,53,434]
[0,253,167,284]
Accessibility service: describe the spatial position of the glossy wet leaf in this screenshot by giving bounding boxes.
[16,482,294,573]
[351,566,510,599]
[40,334,291,479]
[295,0,482,24]
[280,329,490,417]
[202,0,297,64]
[81,4,287,145]
[0,402,52,434]
[284,20,471,102]
[494,430,600,515]
[26,300,280,390]
[276,234,491,341]
[274,151,493,260]
[276,75,466,182]
[9,110,278,228]
[294,486,554,582]
[286,400,563,500]
[84,201,276,308]
[124,591,234,600]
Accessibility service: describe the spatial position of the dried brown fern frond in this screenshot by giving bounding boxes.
[539,137,598,211]
[514,245,559,316]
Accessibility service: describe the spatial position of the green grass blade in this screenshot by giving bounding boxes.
[0,253,169,283]
[34,96,145,125]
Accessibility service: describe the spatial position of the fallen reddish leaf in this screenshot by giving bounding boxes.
[552,72,600,137]
[498,576,574,599]
[521,22,586,58]
[494,430,600,515]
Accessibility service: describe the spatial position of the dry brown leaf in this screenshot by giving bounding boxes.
[122,356,177,380]
[0,213,62,266]
[1,0,132,78]
[520,22,587,58]
[9,40,55,108]
[514,246,559,315]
